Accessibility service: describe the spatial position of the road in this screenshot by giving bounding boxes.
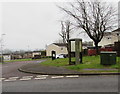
[2,60,46,78]
[2,75,118,92]
[1,60,119,92]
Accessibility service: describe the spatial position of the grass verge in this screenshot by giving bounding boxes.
[4,58,46,63]
[40,56,120,73]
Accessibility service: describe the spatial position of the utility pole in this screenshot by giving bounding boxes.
[0,34,6,63]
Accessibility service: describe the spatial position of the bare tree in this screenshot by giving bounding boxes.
[59,20,73,52]
[54,39,63,43]
[58,0,117,54]
[59,21,67,44]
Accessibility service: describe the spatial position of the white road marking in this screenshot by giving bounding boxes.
[22,76,33,78]
[0,78,6,80]
[4,79,16,82]
[66,75,79,78]
[34,77,46,80]
[36,75,49,77]
[9,77,19,79]
[20,78,31,81]
[51,76,64,79]
[1,75,80,82]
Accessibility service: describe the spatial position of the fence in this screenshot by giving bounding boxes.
[87,48,113,56]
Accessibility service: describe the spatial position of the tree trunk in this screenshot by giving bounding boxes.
[66,43,70,58]
[67,41,71,65]
[95,42,99,55]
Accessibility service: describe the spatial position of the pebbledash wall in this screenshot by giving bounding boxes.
[98,32,118,47]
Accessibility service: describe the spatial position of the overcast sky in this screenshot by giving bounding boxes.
[0,0,119,51]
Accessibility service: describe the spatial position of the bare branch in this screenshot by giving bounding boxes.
[58,0,117,54]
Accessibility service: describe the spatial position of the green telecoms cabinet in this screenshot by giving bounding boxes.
[68,38,82,65]
[100,51,116,65]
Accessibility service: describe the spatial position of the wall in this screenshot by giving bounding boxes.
[3,55,11,61]
[46,44,68,56]
[32,52,41,57]
[98,34,118,47]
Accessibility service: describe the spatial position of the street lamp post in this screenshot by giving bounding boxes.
[0,34,6,63]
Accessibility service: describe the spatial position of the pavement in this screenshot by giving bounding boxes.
[18,63,120,75]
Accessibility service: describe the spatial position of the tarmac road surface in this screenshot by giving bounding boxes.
[2,60,46,78]
[1,60,119,92]
[2,75,119,92]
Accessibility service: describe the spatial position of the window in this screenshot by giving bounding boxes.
[61,48,63,50]
[107,37,111,40]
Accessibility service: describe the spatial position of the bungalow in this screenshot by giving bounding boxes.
[46,43,68,56]
[23,51,32,59]
[3,54,12,61]
[46,42,94,56]
[32,51,41,59]
[11,54,22,59]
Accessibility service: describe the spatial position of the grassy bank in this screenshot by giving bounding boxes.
[4,58,44,63]
[40,56,120,73]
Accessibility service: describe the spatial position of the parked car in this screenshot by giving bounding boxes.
[56,54,67,59]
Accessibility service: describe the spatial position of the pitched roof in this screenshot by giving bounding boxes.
[53,43,67,47]
[3,54,11,55]
[25,51,33,54]
[112,28,120,32]
[33,51,41,53]
[104,44,114,47]
[103,28,120,36]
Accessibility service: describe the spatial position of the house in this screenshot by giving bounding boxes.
[32,51,41,59]
[11,54,23,59]
[40,50,46,57]
[23,51,33,59]
[112,28,120,41]
[46,43,68,56]
[3,54,12,61]
[98,28,120,47]
[11,51,24,59]
[82,41,93,49]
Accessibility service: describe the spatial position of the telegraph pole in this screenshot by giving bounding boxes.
[0,34,6,63]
